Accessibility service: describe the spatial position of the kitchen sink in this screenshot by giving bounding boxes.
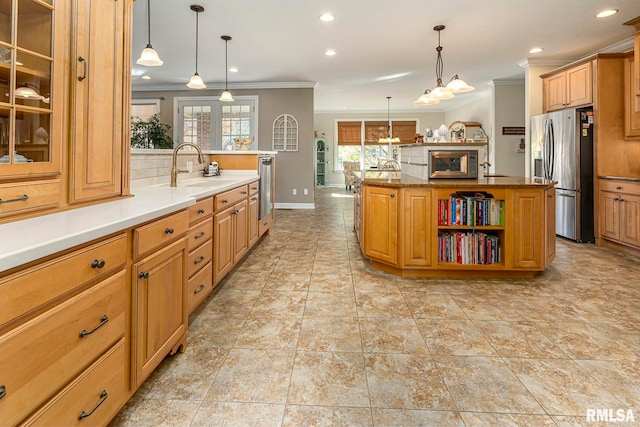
[150,178,237,188]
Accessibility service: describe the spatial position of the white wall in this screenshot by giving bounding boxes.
[443,92,492,169]
[492,81,526,176]
[314,111,445,186]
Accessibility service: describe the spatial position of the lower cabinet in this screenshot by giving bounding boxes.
[401,188,432,267]
[214,199,249,284]
[511,189,544,269]
[599,179,640,249]
[545,188,557,265]
[249,192,259,247]
[363,185,398,265]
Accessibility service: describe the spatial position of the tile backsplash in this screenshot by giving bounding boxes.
[130,149,205,182]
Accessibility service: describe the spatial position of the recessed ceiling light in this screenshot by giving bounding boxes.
[229,67,239,73]
[529,47,544,54]
[596,9,618,18]
[324,49,336,56]
[141,75,151,80]
[319,13,335,22]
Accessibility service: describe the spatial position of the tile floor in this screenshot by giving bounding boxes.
[111,188,640,427]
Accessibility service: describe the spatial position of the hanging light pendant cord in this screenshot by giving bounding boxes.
[194,9,200,74]
[145,0,152,47]
[222,36,231,90]
[386,96,391,138]
[434,25,445,88]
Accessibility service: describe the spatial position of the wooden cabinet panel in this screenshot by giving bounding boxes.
[621,194,640,247]
[600,191,621,241]
[133,238,187,387]
[233,200,249,262]
[23,340,127,427]
[624,54,640,139]
[401,188,431,267]
[0,179,61,219]
[599,180,640,249]
[0,233,126,329]
[249,193,259,247]
[363,185,398,265]
[0,271,126,426]
[187,219,213,251]
[70,0,125,202]
[187,262,213,314]
[187,239,212,278]
[566,62,592,107]
[188,197,214,224]
[545,73,567,112]
[214,185,249,212]
[512,190,543,269]
[133,210,189,258]
[545,188,556,265]
[214,207,234,284]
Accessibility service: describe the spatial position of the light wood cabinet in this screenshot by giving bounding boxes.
[354,179,363,249]
[401,188,432,267]
[542,62,592,112]
[363,185,398,265]
[599,179,640,249]
[512,190,544,269]
[186,197,214,314]
[249,192,259,247]
[214,199,249,284]
[624,53,640,139]
[545,188,557,265]
[625,17,640,97]
[70,0,126,203]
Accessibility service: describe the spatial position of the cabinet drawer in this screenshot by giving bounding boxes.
[214,185,249,212]
[23,340,127,427]
[187,239,212,278]
[187,261,213,314]
[249,180,259,195]
[599,179,640,196]
[0,179,61,218]
[188,219,213,251]
[0,271,126,426]
[188,197,214,224]
[133,210,189,258]
[0,233,126,329]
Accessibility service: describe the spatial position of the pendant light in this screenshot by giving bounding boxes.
[219,35,234,102]
[414,25,474,106]
[187,5,206,89]
[378,97,401,144]
[136,0,163,66]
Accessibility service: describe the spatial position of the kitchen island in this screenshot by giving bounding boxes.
[354,171,556,279]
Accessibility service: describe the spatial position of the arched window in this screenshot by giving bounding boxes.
[272,114,298,151]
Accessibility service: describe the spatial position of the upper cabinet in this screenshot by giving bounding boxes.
[0,0,132,221]
[70,0,126,203]
[542,62,592,113]
[624,53,640,139]
[624,17,640,97]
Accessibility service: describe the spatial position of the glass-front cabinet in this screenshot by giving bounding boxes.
[315,138,326,186]
[0,0,61,177]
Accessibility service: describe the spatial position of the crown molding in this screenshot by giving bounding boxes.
[517,57,578,69]
[132,81,318,91]
[490,79,525,87]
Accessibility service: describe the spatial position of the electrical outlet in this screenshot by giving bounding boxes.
[292,189,297,196]
[186,161,193,172]
[303,188,308,196]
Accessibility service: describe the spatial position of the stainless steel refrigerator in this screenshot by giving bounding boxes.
[531,107,594,242]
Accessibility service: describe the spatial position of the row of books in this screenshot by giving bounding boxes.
[438,195,505,226]
[438,231,501,265]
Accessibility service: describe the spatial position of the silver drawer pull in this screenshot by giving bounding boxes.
[80,315,109,338]
[194,284,205,294]
[78,390,108,420]
[0,385,6,400]
[0,194,28,204]
[222,199,228,204]
[198,208,205,214]
[165,227,174,234]
[138,271,149,279]
[91,259,106,269]
[194,231,206,239]
[194,256,205,265]
[241,191,248,195]
[77,56,87,81]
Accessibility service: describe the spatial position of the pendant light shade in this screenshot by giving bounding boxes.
[378,97,401,144]
[187,5,206,89]
[414,25,474,106]
[136,0,163,66]
[219,35,234,102]
[15,83,50,104]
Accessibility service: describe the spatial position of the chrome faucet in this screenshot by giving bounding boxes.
[170,142,206,187]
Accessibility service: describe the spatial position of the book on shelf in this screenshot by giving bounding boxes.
[438,231,501,265]
[438,194,505,227]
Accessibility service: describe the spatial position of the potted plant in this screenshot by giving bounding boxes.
[130,113,173,149]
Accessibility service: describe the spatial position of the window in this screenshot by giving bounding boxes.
[175,96,257,150]
[336,119,418,170]
[131,99,160,120]
[272,114,298,151]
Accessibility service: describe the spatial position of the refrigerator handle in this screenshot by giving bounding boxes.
[543,120,549,179]
[548,119,555,180]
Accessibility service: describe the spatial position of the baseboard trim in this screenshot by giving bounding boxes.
[275,203,315,210]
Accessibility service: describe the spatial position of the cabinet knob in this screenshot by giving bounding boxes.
[616,186,622,190]
[0,385,6,400]
[91,259,106,269]
[241,191,248,195]
[138,271,149,279]
[195,231,206,239]
[165,227,174,234]
[390,194,395,198]
[620,198,625,202]
[198,208,205,214]
[222,199,228,204]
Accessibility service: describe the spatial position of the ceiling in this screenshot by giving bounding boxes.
[131,0,640,113]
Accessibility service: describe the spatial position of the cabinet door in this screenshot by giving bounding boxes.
[214,207,234,284]
[620,194,640,248]
[511,190,543,269]
[248,193,259,247]
[545,188,556,265]
[233,199,249,261]
[544,73,566,112]
[624,55,640,139]
[401,188,431,267]
[599,191,620,241]
[70,0,125,202]
[363,185,398,265]
[133,238,187,387]
[566,62,592,107]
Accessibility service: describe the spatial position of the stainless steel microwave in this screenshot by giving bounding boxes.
[429,150,478,179]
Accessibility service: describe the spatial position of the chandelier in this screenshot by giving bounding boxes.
[414,25,474,106]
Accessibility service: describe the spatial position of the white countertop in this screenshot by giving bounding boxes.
[0,174,258,272]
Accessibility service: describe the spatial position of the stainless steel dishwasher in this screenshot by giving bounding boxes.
[258,156,273,220]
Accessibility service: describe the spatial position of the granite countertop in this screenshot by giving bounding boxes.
[0,174,258,272]
[356,171,555,188]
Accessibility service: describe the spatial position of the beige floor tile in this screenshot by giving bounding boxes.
[575,358,640,410]
[187,313,247,348]
[250,290,308,317]
[205,348,296,404]
[288,350,369,407]
[474,320,568,358]
[353,274,400,293]
[309,273,354,292]
[451,294,526,321]
[204,289,261,316]
[552,414,634,426]
[356,291,412,318]
[282,405,373,427]
[365,353,456,410]
[192,402,285,427]
[416,319,496,356]
[109,398,202,426]
[404,293,467,319]
[305,291,358,316]
[435,356,544,414]
[234,314,302,350]
[459,412,556,426]
[359,317,429,354]
[505,357,624,416]
[264,272,311,291]
[372,408,464,426]
[297,316,362,352]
